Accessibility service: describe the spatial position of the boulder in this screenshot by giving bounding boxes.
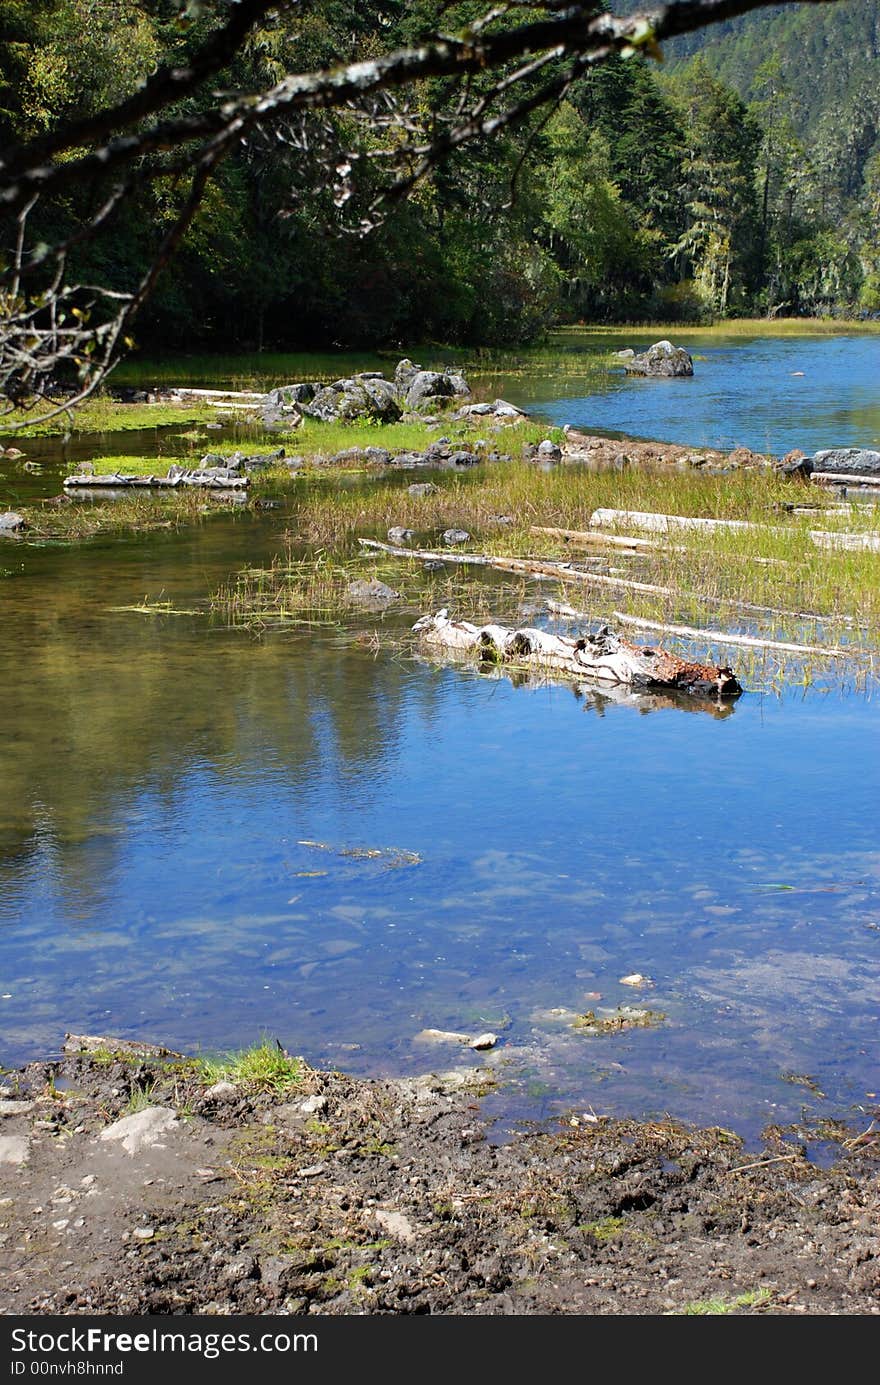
[0,511,25,533]
[405,371,456,412]
[408,483,438,498]
[442,528,470,546]
[304,378,401,423]
[623,340,694,378]
[387,526,415,545]
[264,383,316,406]
[812,447,880,477]
[347,578,400,605]
[537,440,563,463]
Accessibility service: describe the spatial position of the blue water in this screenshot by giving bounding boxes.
[1,333,879,1144]
[533,333,880,456]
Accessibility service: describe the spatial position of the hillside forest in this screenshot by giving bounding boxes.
[2,0,879,352]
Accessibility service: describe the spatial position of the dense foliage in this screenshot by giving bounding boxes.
[2,0,877,349]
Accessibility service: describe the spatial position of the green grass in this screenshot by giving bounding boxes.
[2,399,220,437]
[197,1039,303,1095]
[124,1081,158,1114]
[679,1287,774,1315]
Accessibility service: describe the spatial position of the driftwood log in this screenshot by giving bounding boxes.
[590,507,880,554]
[413,610,742,699]
[63,470,249,490]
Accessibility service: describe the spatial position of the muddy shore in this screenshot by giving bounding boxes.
[1,1036,878,1316]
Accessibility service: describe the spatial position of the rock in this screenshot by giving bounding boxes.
[469,1033,498,1051]
[387,526,416,546]
[0,1136,29,1166]
[442,528,470,546]
[616,348,635,360]
[98,1106,178,1155]
[0,511,25,532]
[393,358,422,392]
[619,974,653,988]
[537,440,563,462]
[777,450,814,478]
[414,1029,473,1045]
[205,1081,237,1101]
[0,1100,34,1115]
[364,446,392,467]
[445,450,479,468]
[624,340,694,378]
[405,371,456,413]
[264,383,316,407]
[298,1094,327,1115]
[455,399,526,420]
[243,449,285,472]
[132,1226,155,1242]
[408,482,438,498]
[347,578,399,605]
[812,447,880,477]
[374,1208,416,1244]
[423,560,445,572]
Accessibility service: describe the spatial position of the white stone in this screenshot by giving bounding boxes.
[374,1209,416,1244]
[205,1081,237,1100]
[0,1100,34,1115]
[98,1106,178,1155]
[0,1135,29,1166]
[298,1095,328,1115]
[469,1032,498,1051]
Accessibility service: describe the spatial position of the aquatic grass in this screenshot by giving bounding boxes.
[20,489,238,541]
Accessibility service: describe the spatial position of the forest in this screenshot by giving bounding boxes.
[2,0,879,353]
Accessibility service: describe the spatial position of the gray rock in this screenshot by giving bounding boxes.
[469,1032,498,1051]
[423,560,445,572]
[98,1106,178,1155]
[387,526,416,546]
[0,1136,29,1165]
[537,440,563,462]
[204,1081,237,1101]
[347,578,400,605]
[243,449,284,472]
[298,1094,328,1115]
[364,447,392,466]
[390,451,427,468]
[0,1100,34,1115]
[0,511,25,532]
[405,371,455,413]
[442,528,470,546]
[408,482,438,498]
[624,339,694,378]
[812,447,880,476]
[393,358,422,392]
[264,383,316,407]
[445,450,479,468]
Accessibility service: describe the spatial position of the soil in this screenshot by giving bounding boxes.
[1,1036,878,1316]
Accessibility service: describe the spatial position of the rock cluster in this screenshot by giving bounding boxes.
[261,358,474,427]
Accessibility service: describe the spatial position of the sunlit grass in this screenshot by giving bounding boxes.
[197,1039,303,1095]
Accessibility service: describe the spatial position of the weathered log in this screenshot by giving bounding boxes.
[63,471,249,489]
[610,611,855,659]
[590,507,880,554]
[811,472,880,489]
[413,609,742,698]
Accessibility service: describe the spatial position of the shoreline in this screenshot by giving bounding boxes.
[1,1036,878,1315]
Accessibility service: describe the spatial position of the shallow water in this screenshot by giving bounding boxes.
[525,332,880,456]
[1,334,879,1145]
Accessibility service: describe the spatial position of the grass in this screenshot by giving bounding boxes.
[124,1081,158,1115]
[211,460,879,692]
[197,1039,303,1095]
[678,1287,774,1315]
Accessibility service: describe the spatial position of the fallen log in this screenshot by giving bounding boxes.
[610,611,856,659]
[811,472,880,489]
[413,609,742,698]
[63,470,249,490]
[590,507,880,554]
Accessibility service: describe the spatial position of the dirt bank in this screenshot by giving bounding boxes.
[1,1038,878,1316]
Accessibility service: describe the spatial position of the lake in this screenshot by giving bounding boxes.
[1,330,878,1146]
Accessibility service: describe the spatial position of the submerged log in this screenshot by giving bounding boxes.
[413,610,742,699]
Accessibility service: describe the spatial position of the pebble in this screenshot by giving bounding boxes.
[619,973,653,988]
[204,1081,237,1101]
[99,1106,178,1155]
[469,1033,498,1051]
[133,1227,155,1242]
[298,1095,328,1115]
